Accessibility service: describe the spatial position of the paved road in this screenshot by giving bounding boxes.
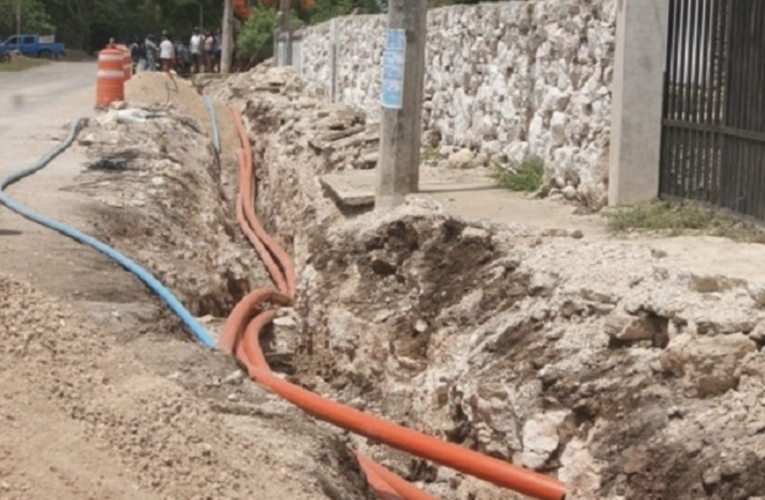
[0,61,113,295]
[0,61,94,138]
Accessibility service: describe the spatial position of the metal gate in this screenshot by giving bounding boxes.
[660,0,765,220]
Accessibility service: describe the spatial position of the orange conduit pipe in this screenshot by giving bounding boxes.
[229,107,430,500]
[246,365,564,500]
[227,107,566,500]
[236,152,289,295]
[356,453,441,500]
[237,148,294,296]
[219,287,290,352]
[230,109,296,297]
[361,463,402,500]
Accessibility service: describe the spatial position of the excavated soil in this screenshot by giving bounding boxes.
[62,63,765,500]
[200,66,765,500]
[0,273,372,500]
[74,107,253,318]
[0,71,376,500]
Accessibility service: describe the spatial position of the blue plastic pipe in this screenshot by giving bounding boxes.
[0,118,217,348]
[204,95,221,154]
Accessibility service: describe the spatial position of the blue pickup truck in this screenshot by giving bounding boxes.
[0,34,66,59]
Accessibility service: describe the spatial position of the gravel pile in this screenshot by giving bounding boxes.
[0,272,372,500]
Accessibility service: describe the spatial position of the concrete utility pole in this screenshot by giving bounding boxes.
[221,0,234,74]
[278,0,291,66]
[375,0,427,210]
[15,0,21,49]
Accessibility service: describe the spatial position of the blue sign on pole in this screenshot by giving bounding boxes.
[380,29,406,110]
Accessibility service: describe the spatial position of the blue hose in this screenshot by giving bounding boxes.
[0,118,217,348]
[204,95,221,154]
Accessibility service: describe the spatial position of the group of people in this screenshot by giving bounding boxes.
[128,28,227,75]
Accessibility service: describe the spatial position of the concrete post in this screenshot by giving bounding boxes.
[278,0,290,67]
[15,0,21,50]
[221,0,234,74]
[330,18,338,103]
[375,0,428,210]
[608,0,670,206]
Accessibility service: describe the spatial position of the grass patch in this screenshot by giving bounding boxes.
[604,200,765,243]
[0,57,50,72]
[493,155,545,192]
[422,144,442,163]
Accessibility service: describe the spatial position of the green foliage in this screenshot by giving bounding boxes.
[604,201,765,243]
[494,156,545,193]
[299,0,381,25]
[427,0,493,6]
[0,0,55,38]
[2,0,508,53]
[237,5,277,61]
[422,144,442,163]
[35,0,225,52]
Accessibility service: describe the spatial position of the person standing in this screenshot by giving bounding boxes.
[175,39,190,74]
[159,34,175,72]
[144,34,158,71]
[189,27,203,74]
[204,30,215,73]
[213,29,222,73]
[129,37,142,74]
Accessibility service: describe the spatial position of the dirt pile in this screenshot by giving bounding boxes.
[72,104,257,317]
[310,212,765,500]
[199,65,765,500]
[67,76,380,500]
[66,63,765,499]
[0,272,372,500]
[125,72,242,204]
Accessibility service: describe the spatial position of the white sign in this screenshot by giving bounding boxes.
[380,29,406,110]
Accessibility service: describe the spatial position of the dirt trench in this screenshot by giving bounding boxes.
[31,72,378,500]
[63,65,765,500]
[199,65,765,500]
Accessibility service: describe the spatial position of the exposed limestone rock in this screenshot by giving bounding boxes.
[750,322,765,342]
[447,148,475,169]
[748,281,765,308]
[521,411,569,470]
[297,0,617,206]
[604,314,667,344]
[660,333,758,398]
[203,64,765,500]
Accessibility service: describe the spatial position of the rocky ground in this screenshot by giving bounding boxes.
[0,67,373,500]
[4,62,765,500]
[0,273,371,500]
[201,66,765,500]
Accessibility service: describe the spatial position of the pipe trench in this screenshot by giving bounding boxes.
[0,103,566,500]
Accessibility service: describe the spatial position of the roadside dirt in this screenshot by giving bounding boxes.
[4,61,765,500]
[202,65,765,500]
[0,273,371,500]
[0,64,372,500]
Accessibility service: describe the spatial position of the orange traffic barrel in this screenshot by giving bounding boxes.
[96,48,125,109]
[115,44,131,81]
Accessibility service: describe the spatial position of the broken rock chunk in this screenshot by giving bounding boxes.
[521,410,569,470]
[659,333,757,397]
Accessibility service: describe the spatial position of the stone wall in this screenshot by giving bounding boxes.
[296,0,617,203]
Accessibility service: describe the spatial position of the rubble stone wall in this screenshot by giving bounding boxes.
[297,1,617,202]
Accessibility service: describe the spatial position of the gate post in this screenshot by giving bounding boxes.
[330,18,338,103]
[608,0,671,206]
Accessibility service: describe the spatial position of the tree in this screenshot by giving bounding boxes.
[0,0,55,39]
[236,4,277,66]
[4,0,501,54]
[255,0,381,25]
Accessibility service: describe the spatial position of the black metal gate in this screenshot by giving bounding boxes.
[660,0,765,220]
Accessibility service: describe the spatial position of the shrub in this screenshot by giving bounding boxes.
[494,155,545,192]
